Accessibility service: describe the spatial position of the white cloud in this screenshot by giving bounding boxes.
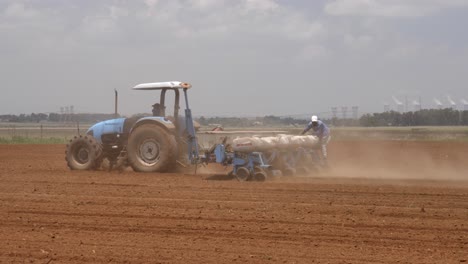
[110,6,129,20]
[325,0,426,17]
[80,5,130,35]
[278,16,325,41]
[188,0,225,10]
[299,44,329,60]
[325,0,468,17]
[144,0,160,16]
[4,2,39,19]
[145,0,159,9]
[133,0,324,44]
[243,0,279,13]
[81,16,116,34]
[344,34,373,49]
[384,41,451,60]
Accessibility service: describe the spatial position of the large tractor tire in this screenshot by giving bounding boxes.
[253,166,267,182]
[127,124,177,172]
[235,167,252,182]
[65,135,103,170]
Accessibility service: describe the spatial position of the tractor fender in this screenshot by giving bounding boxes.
[130,117,176,135]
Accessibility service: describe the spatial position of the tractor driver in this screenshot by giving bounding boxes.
[152,103,162,116]
[301,115,330,165]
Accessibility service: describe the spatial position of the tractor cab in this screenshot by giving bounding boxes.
[133,81,197,137]
[132,81,200,163]
[133,82,200,140]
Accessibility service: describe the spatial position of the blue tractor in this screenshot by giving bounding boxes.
[65,81,200,172]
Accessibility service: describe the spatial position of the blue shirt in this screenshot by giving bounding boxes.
[302,120,330,138]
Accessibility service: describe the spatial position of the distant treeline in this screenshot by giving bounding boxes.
[1,109,468,127]
[359,109,468,127]
[0,113,117,123]
[0,113,308,127]
[198,109,468,127]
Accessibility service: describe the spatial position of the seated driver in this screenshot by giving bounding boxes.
[152,103,162,116]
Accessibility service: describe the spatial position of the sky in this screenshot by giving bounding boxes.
[1,0,468,117]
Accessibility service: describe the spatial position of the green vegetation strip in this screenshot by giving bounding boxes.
[0,136,67,144]
[1,126,467,144]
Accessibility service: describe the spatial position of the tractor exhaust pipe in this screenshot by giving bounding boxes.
[114,89,118,118]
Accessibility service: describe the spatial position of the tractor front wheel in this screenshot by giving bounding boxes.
[65,135,102,170]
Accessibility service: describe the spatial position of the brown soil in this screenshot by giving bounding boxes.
[0,141,467,263]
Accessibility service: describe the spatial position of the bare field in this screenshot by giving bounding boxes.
[0,141,467,263]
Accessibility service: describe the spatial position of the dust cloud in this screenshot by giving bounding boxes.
[316,140,468,182]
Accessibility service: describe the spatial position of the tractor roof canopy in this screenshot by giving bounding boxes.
[133,81,191,90]
[131,81,193,124]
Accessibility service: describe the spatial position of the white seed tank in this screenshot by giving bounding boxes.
[232,134,319,152]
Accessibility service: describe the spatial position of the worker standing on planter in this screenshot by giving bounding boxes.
[301,115,331,166]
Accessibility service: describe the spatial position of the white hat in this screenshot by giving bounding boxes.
[311,115,318,122]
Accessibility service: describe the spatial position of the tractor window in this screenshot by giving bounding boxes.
[162,90,177,118]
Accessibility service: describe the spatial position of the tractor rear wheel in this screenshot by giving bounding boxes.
[127,124,177,172]
[235,167,251,182]
[65,135,102,170]
[253,166,267,182]
[253,171,267,182]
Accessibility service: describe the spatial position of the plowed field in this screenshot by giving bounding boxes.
[0,141,467,263]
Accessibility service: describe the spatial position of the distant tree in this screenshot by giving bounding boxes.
[197,116,208,126]
[48,113,60,122]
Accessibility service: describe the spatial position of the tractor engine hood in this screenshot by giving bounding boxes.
[87,118,126,143]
